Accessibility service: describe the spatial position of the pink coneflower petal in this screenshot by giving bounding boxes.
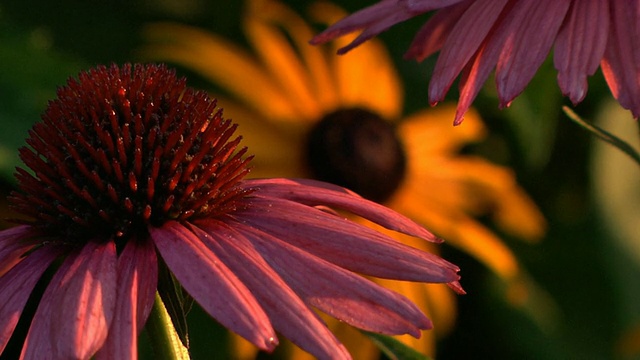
[245,178,441,242]
[455,48,498,125]
[234,196,459,283]
[0,226,38,276]
[235,221,431,338]
[95,240,157,360]
[0,246,62,354]
[554,1,609,104]
[428,0,508,103]
[601,0,640,118]
[494,0,571,107]
[150,221,278,352]
[312,0,640,120]
[21,240,117,360]
[310,0,463,54]
[404,1,472,61]
[452,0,568,125]
[191,220,350,360]
[309,0,402,51]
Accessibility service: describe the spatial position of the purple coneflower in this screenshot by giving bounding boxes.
[0,63,462,359]
[311,0,640,125]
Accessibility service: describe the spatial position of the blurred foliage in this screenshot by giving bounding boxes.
[0,17,85,180]
[1,0,640,359]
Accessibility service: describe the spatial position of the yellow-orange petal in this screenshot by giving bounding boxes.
[230,334,261,360]
[423,157,546,240]
[392,185,521,281]
[247,0,339,114]
[399,104,486,158]
[243,10,321,121]
[310,2,403,120]
[140,23,298,121]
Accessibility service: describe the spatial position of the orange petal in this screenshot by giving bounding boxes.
[243,9,321,120]
[393,186,520,281]
[141,23,298,120]
[247,0,339,115]
[310,2,403,120]
[399,104,486,159]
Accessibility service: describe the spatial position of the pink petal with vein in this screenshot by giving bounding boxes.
[244,178,440,242]
[554,0,609,104]
[429,0,509,103]
[21,240,117,360]
[0,226,39,276]
[405,0,466,12]
[601,0,640,118]
[405,1,472,61]
[495,0,571,106]
[234,196,460,283]
[0,246,61,354]
[192,221,350,360]
[310,0,404,46]
[95,239,158,360]
[151,221,277,352]
[234,220,431,337]
[334,8,418,55]
[454,0,561,124]
[310,0,462,54]
[455,42,503,125]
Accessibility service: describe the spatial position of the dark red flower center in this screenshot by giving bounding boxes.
[305,108,407,203]
[9,64,252,244]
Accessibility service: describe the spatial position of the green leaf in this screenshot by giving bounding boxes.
[146,292,191,360]
[361,331,432,360]
[157,259,192,349]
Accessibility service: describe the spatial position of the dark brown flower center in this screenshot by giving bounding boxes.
[305,108,406,203]
[9,64,252,244]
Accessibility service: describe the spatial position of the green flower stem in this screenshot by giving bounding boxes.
[563,106,640,166]
[361,331,432,360]
[146,292,191,360]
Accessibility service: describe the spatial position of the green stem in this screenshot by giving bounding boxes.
[563,106,640,166]
[146,292,191,360]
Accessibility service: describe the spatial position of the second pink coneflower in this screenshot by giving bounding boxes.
[311,0,640,125]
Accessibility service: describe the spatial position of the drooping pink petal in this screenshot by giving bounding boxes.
[495,0,571,107]
[428,0,509,103]
[310,0,405,47]
[233,220,431,337]
[21,240,117,360]
[310,0,463,54]
[233,196,460,283]
[404,1,473,61]
[0,246,62,354]
[191,220,350,360]
[0,226,39,276]
[243,178,440,242]
[601,0,640,118]
[454,42,503,125]
[95,239,158,360]
[150,221,277,352]
[453,0,560,124]
[404,0,466,13]
[553,0,609,104]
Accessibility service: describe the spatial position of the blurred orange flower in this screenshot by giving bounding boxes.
[143,0,546,357]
